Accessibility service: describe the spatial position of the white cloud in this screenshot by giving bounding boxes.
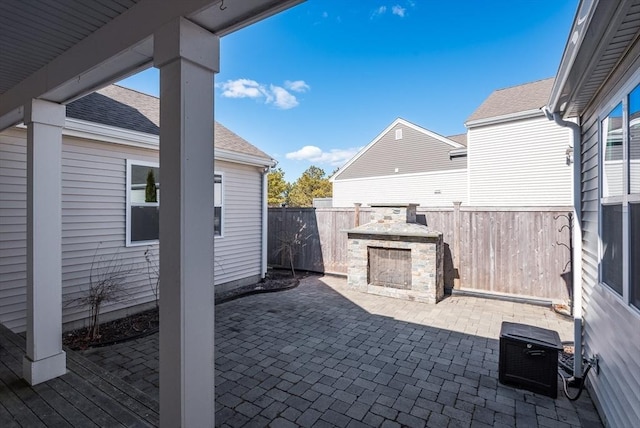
[285,80,311,93]
[218,78,309,110]
[371,5,387,18]
[270,85,299,109]
[285,145,362,167]
[392,5,406,17]
[217,79,267,99]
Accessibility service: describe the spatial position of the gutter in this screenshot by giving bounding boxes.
[543,106,584,380]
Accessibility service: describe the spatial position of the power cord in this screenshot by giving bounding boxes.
[558,358,595,401]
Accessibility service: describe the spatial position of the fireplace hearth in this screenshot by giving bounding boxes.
[345,204,444,304]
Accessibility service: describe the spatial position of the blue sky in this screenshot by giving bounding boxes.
[119,0,578,182]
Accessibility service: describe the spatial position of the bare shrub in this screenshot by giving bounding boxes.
[68,244,135,340]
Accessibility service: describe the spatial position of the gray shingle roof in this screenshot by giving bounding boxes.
[66,84,272,161]
[466,77,555,124]
[446,133,467,146]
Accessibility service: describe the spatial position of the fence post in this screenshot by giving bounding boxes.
[280,205,286,267]
[354,203,361,227]
[453,201,462,289]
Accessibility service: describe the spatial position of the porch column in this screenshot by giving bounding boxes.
[154,18,218,427]
[23,99,66,385]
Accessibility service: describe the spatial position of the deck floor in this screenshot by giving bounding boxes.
[0,324,158,427]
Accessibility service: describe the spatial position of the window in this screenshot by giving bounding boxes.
[127,160,160,245]
[214,174,222,237]
[395,128,403,140]
[600,84,640,310]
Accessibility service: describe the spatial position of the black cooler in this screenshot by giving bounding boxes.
[499,322,563,398]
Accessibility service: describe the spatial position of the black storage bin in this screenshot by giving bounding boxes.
[499,322,563,398]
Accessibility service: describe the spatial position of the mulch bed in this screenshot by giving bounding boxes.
[63,269,301,350]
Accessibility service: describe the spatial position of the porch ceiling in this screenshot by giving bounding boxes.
[0,0,302,130]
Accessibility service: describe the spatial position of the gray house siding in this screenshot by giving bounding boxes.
[213,160,264,291]
[578,40,640,428]
[0,129,158,332]
[0,126,269,332]
[336,122,466,180]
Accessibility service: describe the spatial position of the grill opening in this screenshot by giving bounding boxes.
[367,247,411,289]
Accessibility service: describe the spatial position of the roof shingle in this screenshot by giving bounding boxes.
[466,77,555,124]
[66,84,272,161]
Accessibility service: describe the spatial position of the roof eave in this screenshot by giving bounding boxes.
[465,109,544,128]
[547,0,634,116]
[215,148,275,168]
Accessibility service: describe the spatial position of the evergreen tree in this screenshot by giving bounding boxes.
[267,168,290,206]
[287,166,332,207]
[145,169,157,203]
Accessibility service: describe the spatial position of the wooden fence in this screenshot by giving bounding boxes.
[267,205,574,301]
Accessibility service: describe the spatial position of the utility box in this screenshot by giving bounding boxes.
[499,322,563,398]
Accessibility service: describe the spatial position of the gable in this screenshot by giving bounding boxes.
[335,120,466,180]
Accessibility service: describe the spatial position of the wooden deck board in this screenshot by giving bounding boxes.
[0,324,158,427]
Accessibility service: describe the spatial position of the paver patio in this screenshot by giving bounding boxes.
[81,275,603,427]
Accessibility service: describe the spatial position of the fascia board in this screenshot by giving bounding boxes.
[63,118,159,149]
[63,118,274,168]
[333,168,467,182]
[465,109,544,128]
[215,148,275,168]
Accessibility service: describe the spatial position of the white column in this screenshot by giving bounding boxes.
[154,17,219,428]
[23,99,66,385]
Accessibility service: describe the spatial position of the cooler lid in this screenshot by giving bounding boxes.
[500,322,563,350]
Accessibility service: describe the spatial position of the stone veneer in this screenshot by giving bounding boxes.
[346,204,444,304]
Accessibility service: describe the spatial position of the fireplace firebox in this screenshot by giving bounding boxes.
[345,204,443,304]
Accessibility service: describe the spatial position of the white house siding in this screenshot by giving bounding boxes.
[0,128,159,332]
[0,128,27,331]
[213,160,263,290]
[332,169,468,208]
[467,116,572,206]
[61,136,159,329]
[577,51,640,428]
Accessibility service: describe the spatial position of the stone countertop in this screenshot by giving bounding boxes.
[343,222,442,238]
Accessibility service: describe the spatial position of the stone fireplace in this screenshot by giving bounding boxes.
[346,204,444,303]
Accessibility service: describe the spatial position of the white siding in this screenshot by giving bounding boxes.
[578,54,640,428]
[0,129,27,331]
[467,116,572,206]
[214,160,264,286]
[332,169,468,208]
[0,129,159,332]
[0,128,266,332]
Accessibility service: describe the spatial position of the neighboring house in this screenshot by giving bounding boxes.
[465,78,573,206]
[546,2,640,427]
[331,118,468,207]
[0,84,274,332]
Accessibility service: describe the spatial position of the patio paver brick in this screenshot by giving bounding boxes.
[79,275,604,427]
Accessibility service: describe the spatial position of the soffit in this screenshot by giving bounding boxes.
[551,0,640,116]
[0,0,303,130]
[0,0,141,95]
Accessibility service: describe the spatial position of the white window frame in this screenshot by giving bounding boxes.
[214,172,224,238]
[598,78,640,313]
[126,159,159,247]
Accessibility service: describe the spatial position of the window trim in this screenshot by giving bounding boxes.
[598,83,640,313]
[214,172,224,239]
[126,159,160,247]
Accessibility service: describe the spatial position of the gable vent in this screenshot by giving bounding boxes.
[395,128,403,140]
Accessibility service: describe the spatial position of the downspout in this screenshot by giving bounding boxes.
[261,165,271,279]
[543,106,584,380]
